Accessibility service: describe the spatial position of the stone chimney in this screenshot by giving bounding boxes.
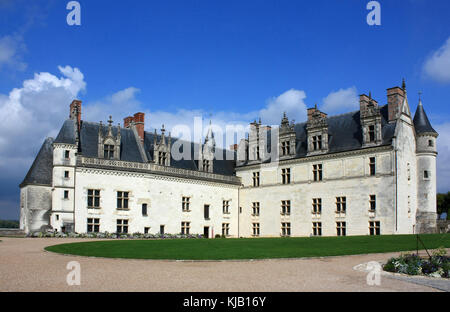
[123,116,133,128]
[133,112,145,143]
[387,84,405,122]
[307,105,327,121]
[69,100,82,126]
[123,113,145,143]
[360,93,378,114]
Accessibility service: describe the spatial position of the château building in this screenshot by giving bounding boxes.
[19,82,439,237]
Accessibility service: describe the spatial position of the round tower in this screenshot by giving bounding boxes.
[413,98,438,233]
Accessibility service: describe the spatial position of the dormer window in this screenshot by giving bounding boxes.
[104,144,115,159]
[202,160,211,171]
[312,135,322,151]
[368,125,375,142]
[281,141,290,156]
[158,151,168,166]
[98,116,121,160]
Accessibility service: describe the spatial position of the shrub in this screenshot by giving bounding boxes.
[383,252,449,278]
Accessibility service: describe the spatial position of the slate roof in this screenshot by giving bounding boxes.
[54,119,77,144]
[293,104,395,157]
[22,103,403,186]
[413,101,437,135]
[20,137,54,187]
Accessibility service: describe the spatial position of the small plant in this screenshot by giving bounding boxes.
[383,251,449,278]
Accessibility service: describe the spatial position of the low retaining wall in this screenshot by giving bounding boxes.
[0,228,25,237]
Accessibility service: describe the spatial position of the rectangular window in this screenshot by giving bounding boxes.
[281,222,291,236]
[222,223,230,236]
[116,219,128,234]
[252,202,260,216]
[87,189,100,208]
[281,140,290,156]
[252,171,260,187]
[144,227,150,234]
[223,200,230,214]
[369,195,376,211]
[142,203,148,216]
[368,125,375,142]
[87,218,100,233]
[64,171,69,178]
[252,223,260,236]
[312,135,322,151]
[282,168,291,184]
[202,159,210,171]
[369,157,376,176]
[424,170,430,179]
[336,222,346,236]
[104,144,114,159]
[313,222,322,236]
[313,164,323,181]
[159,151,167,165]
[64,190,69,199]
[64,150,70,159]
[204,205,210,220]
[181,222,190,235]
[160,225,165,235]
[182,197,190,212]
[369,221,380,235]
[281,200,291,215]
[117,191,129,210]
[336,197,346,213]
[312,198,322,214]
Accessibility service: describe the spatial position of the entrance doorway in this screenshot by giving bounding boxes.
[203,226,209,238]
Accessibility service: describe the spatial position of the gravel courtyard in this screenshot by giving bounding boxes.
[0,237,446,292]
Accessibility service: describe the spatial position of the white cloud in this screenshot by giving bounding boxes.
[423,37,450,84]
[321,86,359,114]
[259,89,308,125]
[0,34,26,71]
[435,123,450,193]
[0,65,86,168]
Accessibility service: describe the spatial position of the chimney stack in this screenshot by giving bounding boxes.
[70,100,82,122]
[69,100,82,130]
[133,112,145,143]
[307,105,327,121]
[123,113,145,142]
[123,116,133,128]
[387,85,405,122]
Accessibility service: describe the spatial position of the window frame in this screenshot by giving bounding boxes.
[87,189,101,208]
[117,191,129,210]
[87,218,100,233]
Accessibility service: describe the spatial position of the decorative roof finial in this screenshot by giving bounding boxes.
[108,115,113,127]
[402,78,406,91]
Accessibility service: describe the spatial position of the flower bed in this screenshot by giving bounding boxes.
[30,231,204,240]
[383,247,449,278]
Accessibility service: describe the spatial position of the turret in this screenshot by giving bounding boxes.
[413,97,438,233]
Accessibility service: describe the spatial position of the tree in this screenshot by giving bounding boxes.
[437,192,450,216]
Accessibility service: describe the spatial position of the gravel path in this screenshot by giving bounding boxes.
[0,238,444,292]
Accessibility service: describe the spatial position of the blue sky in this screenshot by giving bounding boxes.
[1,0,450,219]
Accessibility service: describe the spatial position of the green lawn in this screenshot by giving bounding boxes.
[44,234,450,260]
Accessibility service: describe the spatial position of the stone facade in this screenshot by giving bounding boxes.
[19,83,439,237]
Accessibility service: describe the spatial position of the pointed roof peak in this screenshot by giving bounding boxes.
[413,98,437,135]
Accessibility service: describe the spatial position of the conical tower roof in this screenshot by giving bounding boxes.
[413,99,437,135]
